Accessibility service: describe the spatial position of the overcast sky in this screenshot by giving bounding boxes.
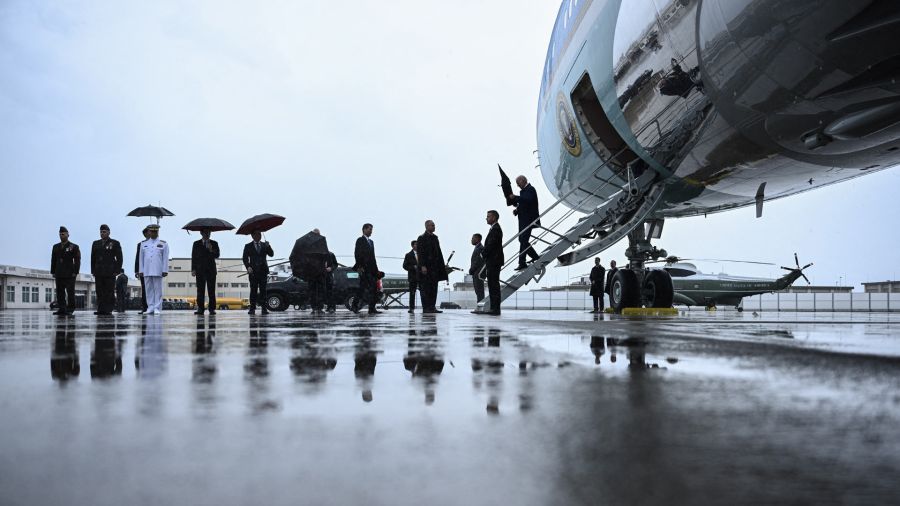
[2,0,898,289]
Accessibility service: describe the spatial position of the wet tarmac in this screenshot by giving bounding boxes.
[1,309,898,505]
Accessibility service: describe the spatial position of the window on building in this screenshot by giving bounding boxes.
[22,287,29,303]
[7,286,15,303]
[31,287,39,303]
[189,283,196,287]
[45,288,53,303]
[168,283,177,288]
[217,283,226,288]
[231,283,242,288]
[241,283,249,288]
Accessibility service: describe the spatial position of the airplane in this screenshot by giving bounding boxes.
[663,254,813,310]
[505,0,900,313]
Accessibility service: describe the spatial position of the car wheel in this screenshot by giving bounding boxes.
[266,292,288,311]
[345,294,358,311]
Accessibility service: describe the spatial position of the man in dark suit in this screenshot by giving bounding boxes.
[589,257,606,313]
[477,210,504,315]
[191,228,220,315]
[243,230,274,315]
[90,224,123,315]
[353,223,380,314]
[508,175,541,271]
[134,227,149,313]
[402,240,418,314]
[469,233,485,302]
[115,269,128,313]
[51,226,81,315]
[417,220,447,314]
[605,260,618,303]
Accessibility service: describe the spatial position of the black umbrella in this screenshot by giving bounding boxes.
[289,232,330,279]
[236,213,285,235]
[498,164,515,206]
[182,218,235,232]
[127,205,175,224]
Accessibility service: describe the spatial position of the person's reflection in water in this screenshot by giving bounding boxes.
[135,316,166,378]
[472,326,504,414]
[51,320,80,382]
[354,329,378,403]
[590,335,606,365]
[192,317,216,385]
[290,329,337,388]
[90,319,122,378]
[245,317,278,413]
[403,326,444,405]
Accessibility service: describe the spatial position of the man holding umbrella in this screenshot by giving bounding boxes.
[290,229,329,313]
[138,224,169,315]
[191,229,220,315]
[243,230,274,315]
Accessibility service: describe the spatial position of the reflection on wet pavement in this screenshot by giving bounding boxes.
[1,310,899,505]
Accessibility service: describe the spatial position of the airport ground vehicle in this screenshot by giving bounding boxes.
[263,267,364,311]
[185,296,248,310]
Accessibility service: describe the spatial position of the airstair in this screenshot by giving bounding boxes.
[476,152,664,311]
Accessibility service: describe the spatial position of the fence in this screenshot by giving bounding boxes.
[408,291,900,312]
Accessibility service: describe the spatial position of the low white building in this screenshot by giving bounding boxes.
[0,264,142,310]
[163,257,263,300]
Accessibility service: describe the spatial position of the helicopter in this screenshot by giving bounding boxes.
[657,254,813,311]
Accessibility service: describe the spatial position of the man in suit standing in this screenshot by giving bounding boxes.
[589,257,606,313]
[91,224,123,316]
[243,230,274,315]
[324,250,339,313]
[115,269,128,313]
[417,220,447,314]
[134,227,149,314]
[469,233,485,303]
[477,210,503,315]
[605,260,618,304]
[508,175,541,271]
[402,240,418,314]
[353,223,380,314]
[191,228,220,315]
[51,226,81,316]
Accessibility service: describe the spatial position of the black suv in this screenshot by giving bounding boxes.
[264,266,378,311]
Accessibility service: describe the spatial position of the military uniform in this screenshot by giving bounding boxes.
[138,229,169,314]
[91,226,123,315]
[51,230,81,314]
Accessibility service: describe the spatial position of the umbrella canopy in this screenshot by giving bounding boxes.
[289,232,330,279]
[127,205,175,218]
[236,213,285,235]
[182,218,235,232]
[498,165,515,206]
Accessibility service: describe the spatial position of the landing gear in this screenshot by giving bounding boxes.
[611,270,640,312]
[643,269,674,308]
[611,219,675,313]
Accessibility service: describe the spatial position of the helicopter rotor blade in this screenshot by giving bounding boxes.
[794,252,800,269]
[801,273,810,285]
[801,262,813,270]
[780,266,793,271]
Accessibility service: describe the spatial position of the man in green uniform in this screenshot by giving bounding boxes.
[51,226,81,315]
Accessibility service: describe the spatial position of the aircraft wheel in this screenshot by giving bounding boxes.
[266,292,288,312]
[611,270,640,312]
[644,270,674,308]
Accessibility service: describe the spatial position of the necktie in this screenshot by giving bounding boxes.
[256,242,260,253]
[368,238,373,250]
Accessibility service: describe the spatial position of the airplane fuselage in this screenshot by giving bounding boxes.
[538,0,900,217]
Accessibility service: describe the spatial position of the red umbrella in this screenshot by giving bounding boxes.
[236,213,285,235]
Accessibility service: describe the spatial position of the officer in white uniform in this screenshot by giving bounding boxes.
[138,224,169,314]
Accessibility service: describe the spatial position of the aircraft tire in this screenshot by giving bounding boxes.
[644,270,674,308]
[611,270,641,312]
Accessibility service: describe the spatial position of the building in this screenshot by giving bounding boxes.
[163,257,278,302]
[861,280,900,293]
[1,264,141,310]
[779,285,853,294]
